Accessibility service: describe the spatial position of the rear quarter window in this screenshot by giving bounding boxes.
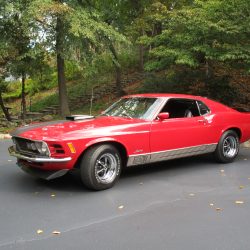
[197,101,210,115]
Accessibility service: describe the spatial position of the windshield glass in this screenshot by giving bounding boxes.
[102,97,159,120]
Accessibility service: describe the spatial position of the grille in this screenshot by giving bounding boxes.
[13,137,40,157]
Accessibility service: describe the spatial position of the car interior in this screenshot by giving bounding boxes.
[161,99,200,118]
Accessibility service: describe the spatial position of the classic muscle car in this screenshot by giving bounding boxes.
[9,94,250,190]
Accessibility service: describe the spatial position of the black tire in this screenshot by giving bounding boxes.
[80,144,122,190]
[215,130,239,163]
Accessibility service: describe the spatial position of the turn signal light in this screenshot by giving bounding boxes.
[67,143,76,154]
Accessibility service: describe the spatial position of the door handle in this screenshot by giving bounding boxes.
[198,119,206,124]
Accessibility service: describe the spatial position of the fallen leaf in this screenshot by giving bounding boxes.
[244,158,247,161]
[248,177,250,180]
[239,186,244,189]
[189,193,195,197]
[52,231,61,235]
[118,205,124,210]
[220,169,225,173]
[216,208,222,211]
[235,200,244,204]
[51,194,56,197]
[210,203,214,207]
[8,160,12,162]
[34,192,39,195]
[139,182,143,185]
[37,229,43,234]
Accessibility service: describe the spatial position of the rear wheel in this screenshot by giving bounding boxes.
[215,130,239,163]
[80,144,122,190]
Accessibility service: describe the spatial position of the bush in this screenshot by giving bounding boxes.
[139,67,239,106]
[30,93,58,112]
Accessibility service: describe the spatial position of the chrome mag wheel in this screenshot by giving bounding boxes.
[215,130,239,163]
[95,153,118,184]
[223,135,238,158]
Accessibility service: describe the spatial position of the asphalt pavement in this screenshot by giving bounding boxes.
[0,139,250,250]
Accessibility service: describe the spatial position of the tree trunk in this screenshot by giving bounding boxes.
[0,90,12,121]
[56,16,70,117]
[109,42,124,97]
[155,22,162,36]
[205,60,213,80]
[21,72,26,120]
[139,28,145,72]
[139,45,144,72]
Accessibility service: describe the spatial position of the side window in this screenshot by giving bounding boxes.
[197,101,210,115]
[161,98,200,118]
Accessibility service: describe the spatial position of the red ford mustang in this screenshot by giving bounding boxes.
[9,94,250,190]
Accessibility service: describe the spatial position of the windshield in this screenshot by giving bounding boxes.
[102,97,159,120]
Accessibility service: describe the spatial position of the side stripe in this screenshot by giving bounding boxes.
[127,143,217,166]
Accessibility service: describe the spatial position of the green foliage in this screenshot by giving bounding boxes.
[3,80,30,100]
[142,0,250,71]
[30,93,58,112]
[1,0,249,116]
[140,67,239,105]
[28,0,127,62]
[139,69,194,94]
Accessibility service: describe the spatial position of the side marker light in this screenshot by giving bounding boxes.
[67,143,76,153]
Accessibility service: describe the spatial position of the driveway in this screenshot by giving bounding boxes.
[0,140,250,250]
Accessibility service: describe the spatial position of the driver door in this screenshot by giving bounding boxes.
[149,98,214,162]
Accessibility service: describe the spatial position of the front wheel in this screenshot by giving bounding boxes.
[215,130,239,163]
[80,144,122,190]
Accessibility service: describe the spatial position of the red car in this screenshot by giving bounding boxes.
[9,94,250,190]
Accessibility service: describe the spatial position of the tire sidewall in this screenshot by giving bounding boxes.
[82,145,122,190]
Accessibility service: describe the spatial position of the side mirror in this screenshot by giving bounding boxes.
[157,112,170,121]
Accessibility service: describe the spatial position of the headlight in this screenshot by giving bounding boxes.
[27,142,37,151]
[35,141,49,156]
[26,141,49,156]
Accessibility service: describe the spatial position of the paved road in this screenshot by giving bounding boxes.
[0,140,250,250]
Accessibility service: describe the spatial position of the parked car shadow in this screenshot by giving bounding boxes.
[5,153,230,193]
[36,153,218,191]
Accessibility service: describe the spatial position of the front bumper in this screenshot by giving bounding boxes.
[17,160,70,180]
[8,146,72,163]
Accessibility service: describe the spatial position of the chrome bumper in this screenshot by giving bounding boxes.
[8,146,72,163]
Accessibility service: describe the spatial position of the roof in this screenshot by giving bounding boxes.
[123,93,235,112]
[124,93,205,100]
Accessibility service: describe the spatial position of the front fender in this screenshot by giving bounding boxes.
[85,137,120,148]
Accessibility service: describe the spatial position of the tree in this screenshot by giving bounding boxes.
[29,0,125,116]
[0,35,12,121]
[0,0,18,121]
[142,0,250,76]
[114,0,154,71]
[0,0,38,119]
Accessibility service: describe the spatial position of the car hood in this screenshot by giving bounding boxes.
[11,116,149,141]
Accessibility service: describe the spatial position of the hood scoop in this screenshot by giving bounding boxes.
[66,115,94,121]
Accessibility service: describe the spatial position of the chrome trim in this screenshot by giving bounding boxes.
[127,143,217,167]
[8,146,72,163]
[151,98,169,121]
